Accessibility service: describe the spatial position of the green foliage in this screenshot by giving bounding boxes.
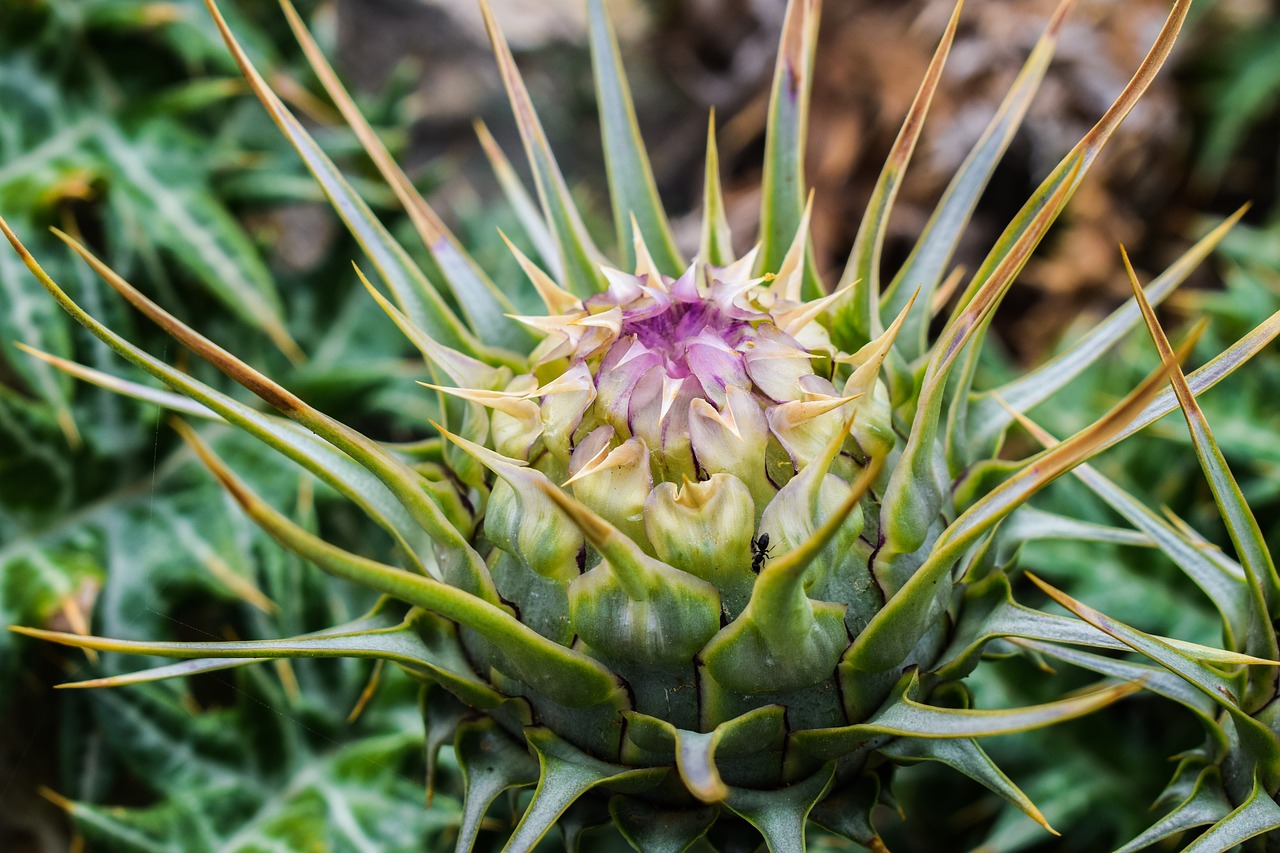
[7,0,1280,851]
[0,2,458,847]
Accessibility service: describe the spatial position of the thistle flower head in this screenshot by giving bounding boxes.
[10,0,1277,850]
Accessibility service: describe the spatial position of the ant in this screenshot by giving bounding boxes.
[750,533,774,574]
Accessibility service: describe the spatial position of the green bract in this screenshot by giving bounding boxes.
[7,0,1280,850]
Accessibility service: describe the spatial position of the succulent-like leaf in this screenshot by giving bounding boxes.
[877,156,1080,561]
[480,0,607,297]
[1013,640,1222,732]
[1177,773,1280,853]
[200,0,497,363]
[278,0,534,354]
[1029,575,1280,790]
[1111,767,1231,853]
[175,424,625,709]
[880,0,1077,357]
[969,208,1248,456]
[699,112,733,268]
[758,0,821,299]
[794,672,1140,764]
[854,328,1184,675]
[454,717,540,853]
[501,727,667,853]
[939,0,1193,467]
[1006,407,1248,652]
[835,0,962,345]
[610,795,718,853]
[881,737,1055,835]
[722,763,835,853]
[702,453,881,694]
[587,0,682,273]
[1127,249,1280,679]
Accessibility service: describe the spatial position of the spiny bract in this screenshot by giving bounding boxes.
[8,0,1280,850]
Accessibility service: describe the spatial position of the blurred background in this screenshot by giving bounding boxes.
[1,0,1277,850]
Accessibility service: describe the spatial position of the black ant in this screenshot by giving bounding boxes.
[751,533,774,573]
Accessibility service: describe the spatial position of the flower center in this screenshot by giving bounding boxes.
[620,299,752,379]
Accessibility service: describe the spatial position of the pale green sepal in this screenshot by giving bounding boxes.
[756,465,869,628]
[610,796,718,853]
[1014,640,1223,734]
[1112,767,1231,853]
[835,0,962,346]
[938,0,1194,466]
[1029,575,1280,790]
[758,0,821,300]
[165,430,625,708]
[877,156,1080,561]
[439,426,583,585]
[703,455,880,694]
[855,341,1177,675]
[501,728,668,853]
[699,113,733,267]
[475,120,564,280]
[881,0,1075,358]
[1127,254,1280,679]
[818,672,1140,760]
[969,206,1247,456]
[807,773,885,851]
[699,572,845,697]
[721,762,835,853]
[489,550,574,646]
[643,474,757,618]
[838,293,915,461]
[1012,412,1247,651]
[588,0,682,274]
[535,479,722,666]
[1176,773,1280,853]
[569,564,721,667]
[623,706,786,803]
[42,600,407,690]
[1002,506,1152,548]
[689,387,777,519]
[882,737,1056,836]
[454,718,540,853]
[569,435,652,550]
[1107,305,1280,452]
[202,0,487,358]
[421,682,474,809]
[0,232,439,574]
[481,1,607,297]
[279,0,534,353]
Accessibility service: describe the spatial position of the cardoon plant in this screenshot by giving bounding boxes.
[7,0,1280,849]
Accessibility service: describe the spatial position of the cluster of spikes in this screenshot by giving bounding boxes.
[9,0,1280,849]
